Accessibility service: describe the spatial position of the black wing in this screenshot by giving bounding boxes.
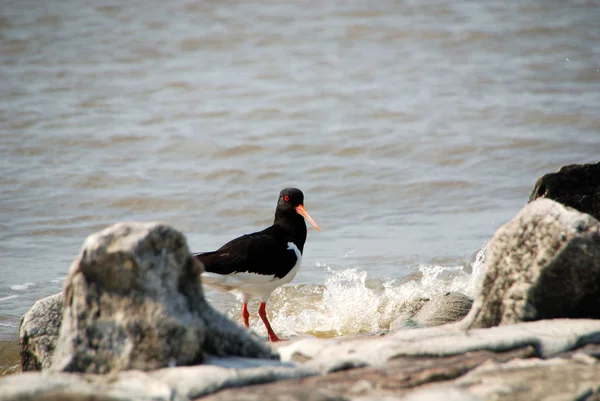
[194,227,299,279]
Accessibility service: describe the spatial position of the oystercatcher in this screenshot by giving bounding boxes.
[194,188,320,342]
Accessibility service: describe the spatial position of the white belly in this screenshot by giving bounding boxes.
[202,242,303,302]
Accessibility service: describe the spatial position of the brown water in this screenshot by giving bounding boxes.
[1,0,600,348]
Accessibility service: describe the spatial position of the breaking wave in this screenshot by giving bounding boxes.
[221,245,486,339]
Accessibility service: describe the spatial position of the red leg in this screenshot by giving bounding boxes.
[242,303,250,328]
[258,302,281,342]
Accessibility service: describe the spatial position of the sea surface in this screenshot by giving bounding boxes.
[1,0,600,367]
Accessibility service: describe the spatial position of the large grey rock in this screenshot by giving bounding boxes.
[463,199,600,329]
[20,292,63,371]
[529,161,600,220]
[51,222,276,374]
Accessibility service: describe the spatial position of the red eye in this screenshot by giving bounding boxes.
[283,195,290,202]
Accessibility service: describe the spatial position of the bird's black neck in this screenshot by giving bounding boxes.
[273,210,307,252]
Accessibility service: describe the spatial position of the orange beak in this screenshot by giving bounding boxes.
[295,204,321,231]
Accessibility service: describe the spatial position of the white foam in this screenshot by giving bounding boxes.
[255,245,487,338]
[465,242,487,296]
[10,283,35,291]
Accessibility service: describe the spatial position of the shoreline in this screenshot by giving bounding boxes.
[0,339,20,376]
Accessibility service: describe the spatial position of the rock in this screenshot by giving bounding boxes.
[450,357,600,401]
[390,294,472,330]
[0,356,314,401]
[19,292,63,371]
[196,347,534,400]
[529,161,600,220]
[413,292,472,327]
[401,388,483,401]
[0,371,188,401]
[150,357,317,400]
[198,319,600,401]
[463,199,600,328]
[50,222,276,374]
[278,319,600,371]
[389,297,429,330]
[4,319,600,401]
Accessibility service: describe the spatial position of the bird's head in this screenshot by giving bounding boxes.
[277,188,320,231]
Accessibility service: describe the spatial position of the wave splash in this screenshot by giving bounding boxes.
[229,245,487,339]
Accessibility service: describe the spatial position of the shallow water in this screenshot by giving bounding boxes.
[1,0,600,344]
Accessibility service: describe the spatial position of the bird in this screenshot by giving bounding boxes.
[194,188,320,342]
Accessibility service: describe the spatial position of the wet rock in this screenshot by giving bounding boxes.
[413,292,472,327]
[389,298,429,330]
[529,161,600,220]
[19,292,63,371]
[464,199,600,329]
[51,222,276,374]
[390,293,472,330]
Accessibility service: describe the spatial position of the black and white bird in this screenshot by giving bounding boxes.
[194,188,320,341]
